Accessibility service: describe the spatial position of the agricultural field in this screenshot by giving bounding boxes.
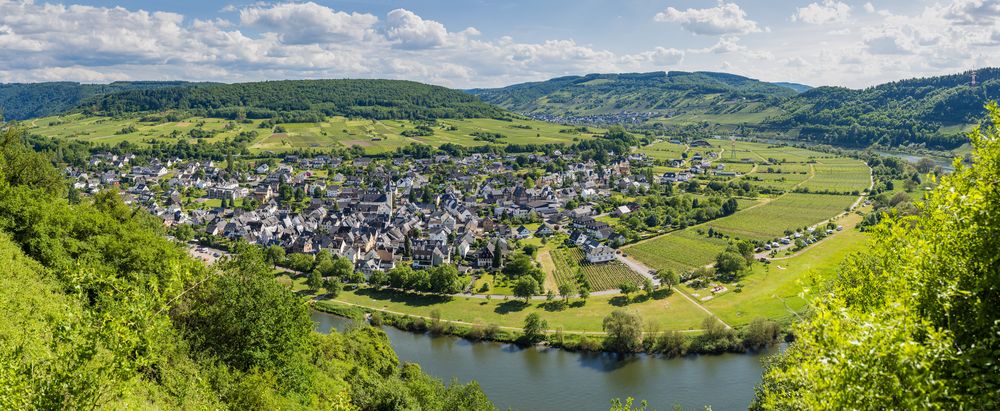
[25,113,263,145]
[704,193,856,241]
[639,140,688,161]
[550,247,645,291]
[799,160,871,193]
[624,229,730,273]
[25,113,601,154]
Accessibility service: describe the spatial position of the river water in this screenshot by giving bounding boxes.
[312,311,775,411]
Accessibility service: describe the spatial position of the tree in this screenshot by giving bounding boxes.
[324,277,342,298]
[512,275,539,303]
[265,245,285,265]
[603,310,643,352]
[429,265,461,294]
[579,283,591,304]
[754,103,1000,409]
[642,277,655,297]
[307,269,323,291]
[619,282,639,301]
[503,253,545,285]
[915,157,936,173]
[491,240,502,268]
[183,244,312,373]
[714,251,747,281]
[558,283,575,303]
[656,269,679,288]
[330,257,355,279]
[522,312,547,343]
[721,197,739,215]
[368,270,389,288]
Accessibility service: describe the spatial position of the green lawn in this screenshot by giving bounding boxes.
[316,286,709,332]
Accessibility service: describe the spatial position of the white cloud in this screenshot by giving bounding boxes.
[654,1,761,36]
[863,2,876,13]
[0,0,998,89]
[239,2,377,44]
[382,8,451,49]
[793,1,852,24]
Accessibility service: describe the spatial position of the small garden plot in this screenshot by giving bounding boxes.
[551,247,645,291]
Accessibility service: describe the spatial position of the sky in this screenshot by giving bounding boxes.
[0,0,997,88]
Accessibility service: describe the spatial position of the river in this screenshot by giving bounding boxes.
[312,311,775,411]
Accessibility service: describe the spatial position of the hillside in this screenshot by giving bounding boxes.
[0,81,194,120]
[0,127,495,410]
[769,68,1000,148]
[472,68,1000,149]
[468,71,795,117]
[82,79,507,121]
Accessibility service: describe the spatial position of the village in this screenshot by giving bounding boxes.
[64,141,735,290]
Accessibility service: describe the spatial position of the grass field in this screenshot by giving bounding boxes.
[550,247,645,291]
[315,285,709,332]
[26,113,601,154]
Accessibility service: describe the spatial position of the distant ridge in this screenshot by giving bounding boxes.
[0,81,196,120]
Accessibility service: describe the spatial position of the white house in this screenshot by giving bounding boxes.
[586,245,616,263]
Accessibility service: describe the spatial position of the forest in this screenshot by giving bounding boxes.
[82,79,507,121]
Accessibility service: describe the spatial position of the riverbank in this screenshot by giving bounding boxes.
[312,298,787,356]
[312,310,777,411]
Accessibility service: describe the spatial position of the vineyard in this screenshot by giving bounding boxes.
[550,247,645,291]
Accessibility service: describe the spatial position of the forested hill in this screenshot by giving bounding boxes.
[467,71,796,116]
[770,68,1000,148]
[470,68,1000,149]
[0,81,194,120]
[81,79,508,121]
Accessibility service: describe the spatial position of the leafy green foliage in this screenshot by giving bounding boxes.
[754,103,1000,409]
[602,310,644,352]
[85,79,506,120]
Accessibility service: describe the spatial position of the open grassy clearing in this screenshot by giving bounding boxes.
[550,247,645,291]
[691,211,869,327]
[704,193,856,241]
[315,285,709,332]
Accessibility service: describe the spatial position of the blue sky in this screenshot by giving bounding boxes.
[0,0,996,88]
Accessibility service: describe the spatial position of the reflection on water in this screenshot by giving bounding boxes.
[312,311,775,411]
